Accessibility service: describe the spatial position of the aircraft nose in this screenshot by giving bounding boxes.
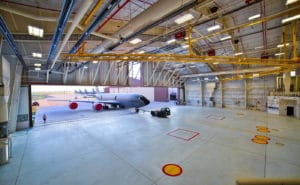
[141,97,150,105]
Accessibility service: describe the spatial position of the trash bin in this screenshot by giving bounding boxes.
[0,138,9,165]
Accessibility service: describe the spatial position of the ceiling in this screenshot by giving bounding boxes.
[0,0,299,82]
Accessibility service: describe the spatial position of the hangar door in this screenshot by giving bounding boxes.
[154,87,168,102]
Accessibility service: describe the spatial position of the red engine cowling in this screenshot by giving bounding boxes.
[69,102,78,110]
[93,103,103,111]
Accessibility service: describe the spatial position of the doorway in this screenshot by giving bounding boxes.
[287,106,294,116]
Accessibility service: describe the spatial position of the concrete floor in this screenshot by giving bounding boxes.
[1,105,300,185]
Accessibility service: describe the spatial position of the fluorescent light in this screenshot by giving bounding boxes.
[167,39,176,44]
[275,52,285,56]
[215,77,219,80]
[255,46,264,49]
[234,52,243,56]
[138,50,145,54]
[286,0,299,5]
[28,25,43,38]
[248,14,261,21]
[220,36,231,41]
[207,25,221,32]
[239,75,244,78]
[213,62,219,65]
[281,14,300,23]
[175,14,194,24]
[253,73,259,78]
[92,61,97,63]
[290,71,296,77]
[32,52,42,58]
[204,77,209,80]
[34,68,41,71]
[277,43,290,48]
[83,66,88,69]
[129,38,142,44]
[182,44,188,48]
[34,63,41,67]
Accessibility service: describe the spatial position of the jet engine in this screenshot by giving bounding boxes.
[93,103,103,111]
[69,102,78,110]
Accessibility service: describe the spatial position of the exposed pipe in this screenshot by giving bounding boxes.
[180,67,281,78]
[0,4,116,41]
[46,0,75,69]
[49,0,94,71]
[0,16,27,69]
[68,0,122,54]
[129,0,263,52]
[82,0,106,26]
[69,0,198,73]
[96,0,198,53]
[95,0,131,32]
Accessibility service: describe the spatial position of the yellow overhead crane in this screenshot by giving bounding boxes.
[61,5,300,82]
[61,52,300,66]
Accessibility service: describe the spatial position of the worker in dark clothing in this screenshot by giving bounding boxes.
[43,114,47,124]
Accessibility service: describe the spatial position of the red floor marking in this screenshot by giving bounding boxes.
[167,128,200,141]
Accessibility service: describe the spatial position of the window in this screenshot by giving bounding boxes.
[129,62,141,80]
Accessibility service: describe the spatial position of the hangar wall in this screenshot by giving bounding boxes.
[185,76,276,110]
[1,56,25,133]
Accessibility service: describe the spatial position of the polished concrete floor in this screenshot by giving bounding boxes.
[1,105,300,185]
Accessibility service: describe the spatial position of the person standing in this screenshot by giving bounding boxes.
[42,114,47,124]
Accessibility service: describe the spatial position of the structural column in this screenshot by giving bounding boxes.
[244,79,247,109]
[220,81,224,108]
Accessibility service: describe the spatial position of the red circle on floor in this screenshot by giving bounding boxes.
[162,164,183,177]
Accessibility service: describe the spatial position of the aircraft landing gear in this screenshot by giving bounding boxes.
[135,108,139,113]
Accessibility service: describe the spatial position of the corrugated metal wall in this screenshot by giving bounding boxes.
[185,76,276,111]
[185,79,201,105]
[154,87,169,102]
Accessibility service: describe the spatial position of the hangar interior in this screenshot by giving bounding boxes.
[0,0,300,184]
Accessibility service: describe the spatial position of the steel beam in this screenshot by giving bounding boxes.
[62,53,300,66]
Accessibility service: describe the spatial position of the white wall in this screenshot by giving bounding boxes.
[185,76,276,111]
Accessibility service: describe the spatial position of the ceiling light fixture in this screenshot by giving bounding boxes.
[34,63,41,67]
[220,35,231,41]
[275,52,285,56]
[207,25,221,32]
[290,71,296,77]
[83,66,88,69]
[281,14,300,23]
[174,13,194,24]
[213,62,219,65]
[138,50,145,54]
[92,61,98,63]
[234,52,243,56]
[129,38,142,44]
[34,68,41,71]
[182,44,188,48]
[248,14,261,21]
[277,43,290,48]
[167,39,176,44]
[286,0,299,5]
[28,25,44,38]
[253,73,260,78]
[32,52,42,58]
[254,46,264,49]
